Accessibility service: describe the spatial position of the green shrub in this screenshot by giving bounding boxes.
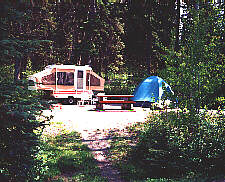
[0,81,50,181]
[215,97,225,109]
[130,111,225,179]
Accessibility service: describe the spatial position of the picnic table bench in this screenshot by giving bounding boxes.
[96,95,136,110]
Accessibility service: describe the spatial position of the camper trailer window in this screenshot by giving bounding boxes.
[77,71,83,78]
[57,72,74,85]
[42,73,56,85]
[86,73,100,86]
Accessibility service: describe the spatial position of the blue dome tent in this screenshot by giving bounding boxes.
[132,76,173,103]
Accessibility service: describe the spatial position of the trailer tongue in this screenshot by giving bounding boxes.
[29,65,105,104]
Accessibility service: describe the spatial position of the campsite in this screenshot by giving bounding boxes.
[0,1,225,182]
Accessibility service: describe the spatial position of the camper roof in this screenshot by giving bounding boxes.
[29,65,93,79]
[45,65,92,70]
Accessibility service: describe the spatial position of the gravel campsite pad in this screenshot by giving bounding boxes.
[42,104,151,181]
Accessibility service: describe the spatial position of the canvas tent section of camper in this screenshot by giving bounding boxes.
[29,65,105,91]
[28,65,105,103]
[86,70,105,91]
[132,76,173,102]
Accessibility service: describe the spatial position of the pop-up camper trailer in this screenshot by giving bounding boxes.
[28,65,105,104]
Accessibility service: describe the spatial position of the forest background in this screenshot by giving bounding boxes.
[0,0,224,181]
[0,0,224,109]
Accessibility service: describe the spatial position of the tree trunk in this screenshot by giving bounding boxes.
[147,33,152,75]
[89,0,96,17]
[147,1,153,75]
[20,56,28,80]
[14,59,21,82]
[175,0,180,51]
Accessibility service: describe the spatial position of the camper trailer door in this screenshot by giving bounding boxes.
[76,70,85,90]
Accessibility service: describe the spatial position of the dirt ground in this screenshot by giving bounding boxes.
[44,105,150,132]
[42,104,151,182]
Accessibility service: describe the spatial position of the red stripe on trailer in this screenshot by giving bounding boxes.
[53,91,92,94]
[54,92,77,94]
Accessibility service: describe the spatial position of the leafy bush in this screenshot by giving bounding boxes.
[160,6,225,111]
[215,97,225,109]
[104,73,144,95]
[108,110,225,181]
[104,79,134,95]
[129,111,225,179]
[0,81,50,181]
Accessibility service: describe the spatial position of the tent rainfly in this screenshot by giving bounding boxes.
[132,76,173,102]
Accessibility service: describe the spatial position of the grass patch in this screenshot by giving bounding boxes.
[36,123,106,181]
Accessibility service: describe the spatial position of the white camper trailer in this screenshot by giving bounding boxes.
[28,65,105,104]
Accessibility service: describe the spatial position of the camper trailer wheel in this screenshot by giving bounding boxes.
[68,97,75,105]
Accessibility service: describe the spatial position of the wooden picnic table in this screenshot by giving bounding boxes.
[96,95,136,110]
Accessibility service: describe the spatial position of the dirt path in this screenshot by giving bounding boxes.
[43,105,150,181]
[82,129,126,182]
